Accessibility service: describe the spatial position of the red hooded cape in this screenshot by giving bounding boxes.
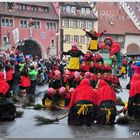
[96,80,116,106]
[69,78,96,108]
[104,37,120,55]
[129,74,140,97]
[20,76,31,87]
[6,69,13,81]
[0,72,9,95]
[92,54,103,62]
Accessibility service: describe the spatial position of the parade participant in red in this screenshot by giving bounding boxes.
[0,72,16,121]
[49,70,62,90]
[89,61,96,73]
[90,73,97,82]
[104,63,112,73]
[96,62,105,74]
[83,28,106,51]
[42,87,57,109]
[92,52,104,63]
[99,36,122,67]
[110,74,122,91]
[0,72,9,96]
[72,71,81,88]
[96,80,117,125]
[68,78,97,126]
[84,72,90,79]
[121,57,127,79]
[89,73,97,89]
[20,66,31,96]
[62,70,73,92]
[5,64,14,91]
[96,73,103,81]
[84,50,93,65]
[20,74,31,90]
[80,61,90,73]
[56,86,67,107]
[65,87,75,107]
[127,62,140,120]
[62,42,85,70]
[103,72,112,86]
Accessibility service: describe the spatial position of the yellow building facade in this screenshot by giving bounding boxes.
[60,2,98,54]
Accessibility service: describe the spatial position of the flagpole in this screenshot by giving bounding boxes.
[58,5,61,59]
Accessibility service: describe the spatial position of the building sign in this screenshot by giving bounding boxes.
[40,32,46,39]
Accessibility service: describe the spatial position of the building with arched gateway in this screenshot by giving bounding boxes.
[0,2,59,58]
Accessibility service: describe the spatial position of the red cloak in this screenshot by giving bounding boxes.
[96,80,116,106]
[105,37,120,55]
[0,72,9,95]
[129,74,140,97]
[20,76,31,87]
[69,78,97,108]
[6,69,13,81]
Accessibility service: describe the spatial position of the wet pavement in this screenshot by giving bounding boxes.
[1,78,140,138]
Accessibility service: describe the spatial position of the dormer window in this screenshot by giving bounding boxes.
[71,7,76,14]
[86,8,90,15]
[44,7,49,13]
[19,4,26,10]
[32,6,38,11]
[81,8,91,15]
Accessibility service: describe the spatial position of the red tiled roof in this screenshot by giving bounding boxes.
[96,2,140,35]
[128,2,140,23]
[0,2,58,21]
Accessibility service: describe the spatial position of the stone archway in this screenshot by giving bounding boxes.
[127,43,140,53]
[17,39,46,58]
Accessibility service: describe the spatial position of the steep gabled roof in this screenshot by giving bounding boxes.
[96,2,140,35]
[0,2,58,21]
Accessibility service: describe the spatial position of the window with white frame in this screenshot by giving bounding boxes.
[46,22,57,30]
[66,6,70,13]
[62,6,66,12]
[74,35,79,43]
[81,8,86,14]
[2,36,9,45]
[50,23,53,30]
[70,35,73,43]
[80,36,85,44]
[77,20,80,28]
[64,20,69,27]
[47,22,49,29]
[86,8,90,15]
[44,7,49,12]
[73,20,77,28]
[31,6,38,11]
[19,4,26,10]
[71,6,76,14]
[86,21,93,29]
[61,20,64,27]
[20,20,28,28]
[89,21,94,29]
[65,35,70,43]
[33,21,41,29]
[118,36,125,42]
[81,20,86,28]
[69,20,73,28]
[52,23,57,30]
[1,18,13,27]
